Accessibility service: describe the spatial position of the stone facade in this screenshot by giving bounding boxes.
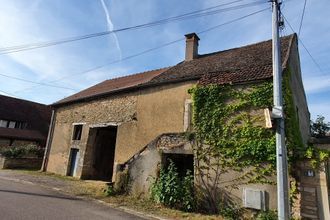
[46,81,194,179]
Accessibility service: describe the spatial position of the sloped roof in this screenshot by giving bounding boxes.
[150,34,293,85]
[55,67,169,105]
[54,34,295,106]
[0,95,51,141]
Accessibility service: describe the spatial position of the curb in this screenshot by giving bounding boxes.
[0,174,168,220]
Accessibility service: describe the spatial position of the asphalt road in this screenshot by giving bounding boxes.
[0,178,146,220]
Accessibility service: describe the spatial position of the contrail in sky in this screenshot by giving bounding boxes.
[100,0,122,60]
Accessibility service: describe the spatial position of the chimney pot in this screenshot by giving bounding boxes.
[185,33,200,61]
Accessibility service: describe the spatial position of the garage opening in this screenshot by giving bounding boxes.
[162,153,194,178]
[86,126,117,181]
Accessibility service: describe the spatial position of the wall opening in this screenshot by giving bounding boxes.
[83,126,117,181]
[67,148,79,177]
[72,124,83,140]
[162,153,194,178]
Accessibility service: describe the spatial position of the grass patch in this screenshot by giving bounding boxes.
[8,170,224,219]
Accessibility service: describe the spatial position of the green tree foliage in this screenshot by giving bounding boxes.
[311,115,330,138]
[0,144,44,158]
[150,160,195,212]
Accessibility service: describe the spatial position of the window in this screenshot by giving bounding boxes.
[0,120,8,128]
[8,121,15,128]
[15,121,27,129]
[0,119,27,129]
[72,124,83,140]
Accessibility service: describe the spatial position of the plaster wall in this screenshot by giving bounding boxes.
[47,81,195,177]
[287,41,310,146]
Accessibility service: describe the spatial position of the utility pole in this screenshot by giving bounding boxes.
[271,0,290,219]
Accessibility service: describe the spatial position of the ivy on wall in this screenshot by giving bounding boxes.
[189,81,276,176]
[189,69,330,186]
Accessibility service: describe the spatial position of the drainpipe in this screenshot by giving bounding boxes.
[41,109,56,172]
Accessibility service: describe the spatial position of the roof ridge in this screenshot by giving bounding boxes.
[198,34,294,59]
[105,66,171,82]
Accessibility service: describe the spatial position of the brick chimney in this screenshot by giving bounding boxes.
[185,33,200,61]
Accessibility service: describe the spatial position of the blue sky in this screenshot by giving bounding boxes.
[0,0,329,121]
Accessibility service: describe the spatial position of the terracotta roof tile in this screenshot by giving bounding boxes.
[53,34,295,106]
[150,35,293,85]
[55,67,169,105]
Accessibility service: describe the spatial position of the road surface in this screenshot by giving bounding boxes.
[0,177,146,220]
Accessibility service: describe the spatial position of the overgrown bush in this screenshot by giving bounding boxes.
[255,210,277,220]
[150,160,195,212]
[0,145,44,158]
[218,205,243,220]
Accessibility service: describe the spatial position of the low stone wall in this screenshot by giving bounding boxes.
[0,156,43,170]
[123,133,190,195]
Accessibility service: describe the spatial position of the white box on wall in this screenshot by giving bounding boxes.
[243,188,266,210]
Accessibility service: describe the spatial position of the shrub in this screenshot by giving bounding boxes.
[218,206,243,220]
[150,160,195,212]
[0,144,44,158]
[255,210,277,220]
[104,184,115,196]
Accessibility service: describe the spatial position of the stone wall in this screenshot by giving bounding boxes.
[125,133,191,195]
[125,133,278,211]
[293,160,330,220]
[47,81,195,178]
[0,156,42,170]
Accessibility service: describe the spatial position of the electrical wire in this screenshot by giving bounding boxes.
[0,89,21,98]
[0,0,263,95]
[282,14,324,74]
[298,0,307,36]
[13,7,269,94]
[0,73,76,91]
[0,0,267,55]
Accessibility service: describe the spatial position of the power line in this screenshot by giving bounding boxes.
[0,0,267,55]
[0,73,77,91]
[0,89,21,98]
[14,7,269,94]
[298,0,307,36]
[282,14,324,74]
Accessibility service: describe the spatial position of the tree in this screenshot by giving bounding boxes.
[311,115,330,138]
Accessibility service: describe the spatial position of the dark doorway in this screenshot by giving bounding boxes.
[162,153,194,178]
[92,126,117,181]
[67,148,79,176]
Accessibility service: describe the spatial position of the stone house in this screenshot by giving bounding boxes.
[44,33,319,215]
[0,95,51,148]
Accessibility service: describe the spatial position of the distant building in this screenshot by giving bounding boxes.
[0,95,51,148]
